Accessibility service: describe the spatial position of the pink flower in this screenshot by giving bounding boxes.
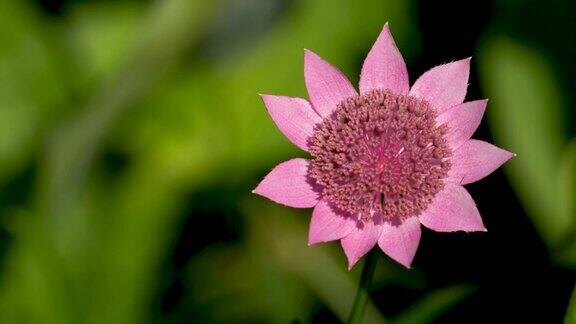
[254,23,514,269]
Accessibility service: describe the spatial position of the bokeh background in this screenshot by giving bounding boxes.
[0,0,574,323]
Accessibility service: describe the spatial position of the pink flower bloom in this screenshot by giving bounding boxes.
[254,23,514,269]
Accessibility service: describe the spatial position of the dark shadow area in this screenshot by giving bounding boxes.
[150,186,244,321]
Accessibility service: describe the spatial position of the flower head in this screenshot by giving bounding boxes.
[254,23,514,269]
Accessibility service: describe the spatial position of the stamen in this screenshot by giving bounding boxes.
[308,89,451,223]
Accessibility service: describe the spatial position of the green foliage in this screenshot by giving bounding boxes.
[556,140,576,267]
[478,38,572,247]
[0,1,68,181]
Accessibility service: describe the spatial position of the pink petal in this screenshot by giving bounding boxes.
[447,139,515,185]
[253,158,319,208]
[419,183,486,232]
[359,23,409,95]
[308,200,357,245]
[341,221,382,269]
[304,49,357,118]
[437,100,487,150]
[260,95,322,151]
[409,58,471,113]
[377,217,421,268]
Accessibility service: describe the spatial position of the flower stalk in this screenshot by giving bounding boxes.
[347,249,379,324]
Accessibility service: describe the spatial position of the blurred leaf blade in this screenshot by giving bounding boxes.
[393,285,476,324]
[556,139,576,267]
[65,1,144,83]
[0,1,69,181]
[478,37,570,246]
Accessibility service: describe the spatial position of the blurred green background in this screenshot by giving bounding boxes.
[0,0,574,323]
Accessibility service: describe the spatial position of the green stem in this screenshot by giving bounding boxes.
[347,248,379,324]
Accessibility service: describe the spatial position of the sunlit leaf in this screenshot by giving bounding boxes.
[0,1,68,181]
[65,2,144,82]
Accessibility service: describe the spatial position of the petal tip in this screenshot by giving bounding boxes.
[304,49,325,66]
[454,57,471,69]
[307,237,319,246]
[382,250,411,268]
[474,99,489,112]
[359,22,409,95]
[304,48,357,117]
[344,251,360,270]
[468,226,488,233]
[465,99,488,112]
[347,261,357,271]
[303,49,314,64]
[504,149,516,161]
[469,224,488,233]
[252,183,264,196]
[448,141,516,184]
[394,256,413,269]
[303,48,316,58]
[259,93,274,101]
[393,256,413,269]
[410,56,471,112]
[259,93,272,104]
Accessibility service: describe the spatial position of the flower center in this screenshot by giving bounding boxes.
[308,89,451,223]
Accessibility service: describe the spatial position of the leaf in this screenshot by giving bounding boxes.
[478,37,570,246]
[0,1,68,181]
[393,285,476,324]
[558,140,576,229]
[555,139,576,267]
[65,1,144,82]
